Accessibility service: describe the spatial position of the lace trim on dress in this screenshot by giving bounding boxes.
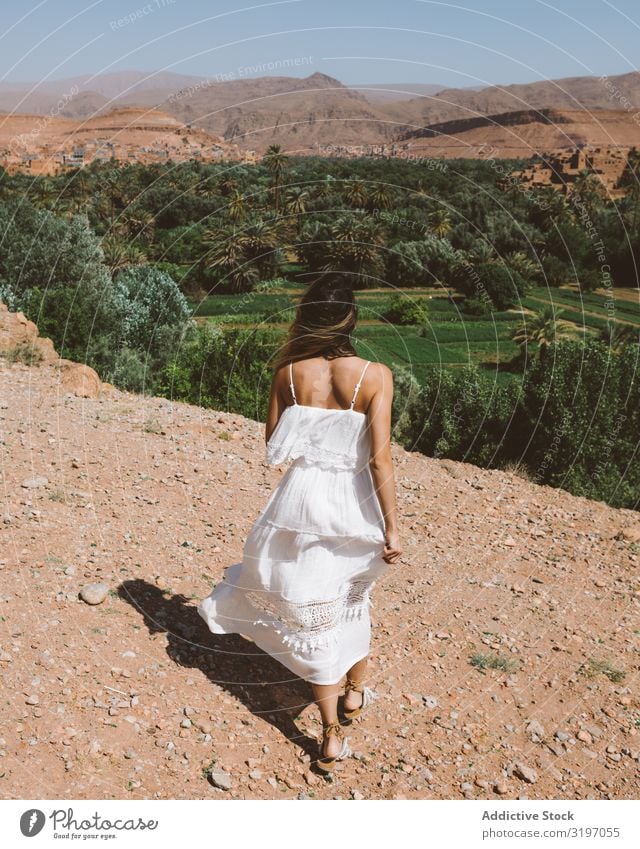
[266,440,360,470]
[246,579,375,652]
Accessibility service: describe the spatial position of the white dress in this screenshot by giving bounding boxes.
[197,359,388,685]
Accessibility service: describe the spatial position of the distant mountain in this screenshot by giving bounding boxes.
[396,71,640,126]
[160,72,396,152]
[0,70,209,121]
[2,69,640,156]
[397,108,640,158]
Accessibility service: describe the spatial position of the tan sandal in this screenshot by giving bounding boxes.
[317,719,351,773]
[342,677,378,721]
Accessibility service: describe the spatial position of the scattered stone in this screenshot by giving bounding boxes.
[21,476,48,489]
[526,720,545,742]
[79,583,109,605]
[513,762,538,784]
[208,769,232,791]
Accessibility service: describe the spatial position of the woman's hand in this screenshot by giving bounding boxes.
[382,529,403,564]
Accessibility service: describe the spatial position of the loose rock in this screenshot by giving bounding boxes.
[79,583,109,605]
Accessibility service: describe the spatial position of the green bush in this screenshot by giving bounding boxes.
[515,339,640,507]
[163,324,279,420]
[463,295,492,316]
[382,294,429,325]
[458,262,529,310]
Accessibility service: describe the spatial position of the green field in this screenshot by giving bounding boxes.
[190,284,640,386]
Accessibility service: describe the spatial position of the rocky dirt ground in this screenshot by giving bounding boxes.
[0,317,639,800]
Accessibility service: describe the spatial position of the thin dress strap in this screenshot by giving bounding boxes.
[349,360,371,410]
[288,361,298,405]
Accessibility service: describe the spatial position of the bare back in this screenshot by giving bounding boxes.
[284,356,376,414]
[266,356,394,462]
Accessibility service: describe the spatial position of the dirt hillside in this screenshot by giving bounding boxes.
[0,303,638,800]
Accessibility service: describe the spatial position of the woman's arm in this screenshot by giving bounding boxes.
[367,364,402,564]
[265,366,288,444]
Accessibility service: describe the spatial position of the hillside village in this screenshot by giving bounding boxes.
[512,146,636,199]
[0,107,258,176]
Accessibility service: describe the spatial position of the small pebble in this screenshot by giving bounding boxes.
[80,583,109,605]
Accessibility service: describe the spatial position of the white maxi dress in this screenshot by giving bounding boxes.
[197,359,388,685]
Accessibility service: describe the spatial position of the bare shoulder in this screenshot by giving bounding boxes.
[363,362,393,409]
[272,362,292,398]
[367,361,393,384]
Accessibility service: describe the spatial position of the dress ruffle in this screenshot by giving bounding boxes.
[264,404,370,471]
[257,461,386,543]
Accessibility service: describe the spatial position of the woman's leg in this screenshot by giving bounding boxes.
[344,655,368,711]
[311,681,342,757]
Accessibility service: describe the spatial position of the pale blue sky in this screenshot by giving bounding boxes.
[1,0,639,87]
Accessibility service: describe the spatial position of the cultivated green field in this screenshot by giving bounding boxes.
[191,283,640,386]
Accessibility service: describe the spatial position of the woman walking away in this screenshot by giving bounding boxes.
[198,272,402,773]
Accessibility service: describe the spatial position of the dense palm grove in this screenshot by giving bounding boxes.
[0,147,638,508]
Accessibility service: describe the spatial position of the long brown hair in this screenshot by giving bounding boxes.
[272,272,358,371]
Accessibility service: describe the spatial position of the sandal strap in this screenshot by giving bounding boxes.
[322,719,343,738]
[344,677,364,694]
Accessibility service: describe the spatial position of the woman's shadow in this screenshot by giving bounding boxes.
[117,579,321,762]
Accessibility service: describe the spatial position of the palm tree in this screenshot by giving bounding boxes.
[285,188,309,216]
[367,184,393,211]
[263,144,288,213]
[429,208,452,239]
[511,305,574,358]
[195,175,218,199]
[599,321,638,352]
[467,239,496,265]
[242,218,281,274]
[344,179,367,209]
[569,171,605,219]
[506,250,538,282]
[325,214,384,286]
[203,215,281,293]
[537,187,571,224]
[122,208,156,244]
[228,190,247,223]
[101,236,147,277]
[32,177,57,209]
[218,175,238,196]
[315,175,335,200]
[203,229,258,293]
[284,188,309,236]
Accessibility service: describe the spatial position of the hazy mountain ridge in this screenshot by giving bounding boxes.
[1,70,640,155]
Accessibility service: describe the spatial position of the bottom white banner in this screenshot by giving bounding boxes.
[0,799,638,848]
